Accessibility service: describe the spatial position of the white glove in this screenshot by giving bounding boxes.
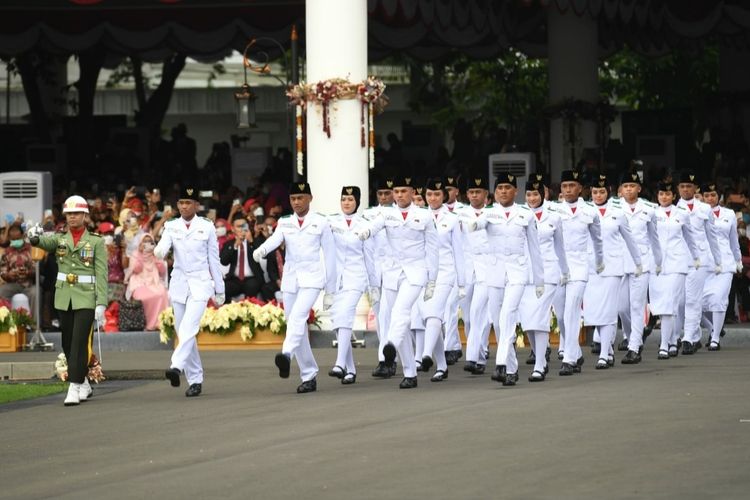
[252,248,266,263]
[368,286,381,306]
[634,264,643,277]
[467,220,479,232]
[714,265,722,275]
[596,262,605,274]
[356,229,371,241]
[655,265,662,275]
[26,223,44,239]
[153,246,167,260]
[560,273,569,286]
[457,286,467,300]
[323,292,334,311]
[535,285,545,299]
[423,281,436,301]
[693,258,701,270]
[94,305,106,327]
[214,293,225,306]
[737,261,744,274]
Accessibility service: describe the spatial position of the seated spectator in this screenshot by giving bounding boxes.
[124,233,169,330]
[0,224,36,319]
[220,217,264,301]
[100,222,128,303]
[215,218,230,250]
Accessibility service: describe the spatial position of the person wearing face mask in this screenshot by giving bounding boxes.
[99,222,127,303]
[0,224,36,320]
[124,233,169,330]
[214,218,230,250]
[117,208,142,257]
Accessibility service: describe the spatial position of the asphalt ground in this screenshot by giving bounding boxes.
[1,345,749,500]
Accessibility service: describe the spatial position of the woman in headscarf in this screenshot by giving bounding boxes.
[124,232,169,330]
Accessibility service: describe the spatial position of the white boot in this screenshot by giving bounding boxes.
[79,378,92,402]
[64,383,81,406]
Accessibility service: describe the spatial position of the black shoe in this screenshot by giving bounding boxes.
[165,368,181,388]
[681,341,694,355]
[693,341,702,352]
[327,365,345,379]
[421,355,434,372]
[388,362,398,377]
[399,376,418,389]
[383,343,397,373]
[297,378,317,393]
[275,353,291,378]
[617,338,629,351]
[454,350,463,361]
[595,358,609,370]
[430,369,448,382]
[557,351,564,361]
[720,328,727,337]
[591,342,601,355]
[372,361,390,378]
[445,351,457,365]
[707,341,721,351]
[415,360,423,372]
[502,372,518,386]
[528,370,546,382]
[185,383,202,397]
[559,363,575,376]
[526,351,536,365]
[642,325,654,341]
[472,364,486,375]
[668,344,678,357]
[607,356,615,367]
[342,373,357,385]
[574,356,584,373]
[491,365,506,382]
[621,350,641,364]
[545,347,551,362]
[657,350,670,360]
[463,361,476,373]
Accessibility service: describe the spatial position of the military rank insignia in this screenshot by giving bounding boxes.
[80,242,94,266]
[56,239,67,258]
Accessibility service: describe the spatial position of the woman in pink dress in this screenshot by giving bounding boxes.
[124,233,169,330]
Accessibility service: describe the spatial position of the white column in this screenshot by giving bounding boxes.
[306,0,369,214]
[547,8,599,182]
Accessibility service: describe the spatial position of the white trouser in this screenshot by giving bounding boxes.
[282,288,321,382]
[373,285,391,362]
[618,272,650,352]
[529,331,549,373]
[493,284,525,375]
[384,278,423,378]
[467,282,490,364]
[422,317,448,371]
[701,311,727,344]
[562,281,586,365]
[596,324,616,361]
[443,283,462,351]
[460,281,475,351]
[331,289,363,374]
[683,267,712,343]
[552,284,567,354]
[171,298,208,385]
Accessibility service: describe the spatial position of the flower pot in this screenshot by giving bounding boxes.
[0,328,26,353]
[174,327,285,351]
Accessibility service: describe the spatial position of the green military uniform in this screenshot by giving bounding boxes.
[33,229,108,385]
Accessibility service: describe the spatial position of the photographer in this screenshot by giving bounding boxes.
[220,216,264,301]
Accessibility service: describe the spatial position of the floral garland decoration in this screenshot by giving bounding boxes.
[286,76,388,173]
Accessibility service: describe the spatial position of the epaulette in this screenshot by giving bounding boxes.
[519,205,530,211]
[486,203,494,208]
[200,216,212,222]
[445,210,458,215]
[279,214,291,219]
[316,212,326,216]
[584,201,594,207]
[610,198,621,205]
[88,232,101,237]
[676,205,688,211]
[640,198,657,208]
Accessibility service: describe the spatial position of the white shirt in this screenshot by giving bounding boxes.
[710,205,742,273]
[456,203,490,284]
[554,198,603,282]
[430,205,465,287]
[327,212,377,292]
[654,204,700,275]
[590,198,642,277]
[676,197,722,269]
[529,202,569,284]
[619,197,663,273]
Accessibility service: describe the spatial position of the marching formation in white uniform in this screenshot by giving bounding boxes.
[159,170,741,395]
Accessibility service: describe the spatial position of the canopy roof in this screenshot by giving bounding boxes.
[0,0,749,60]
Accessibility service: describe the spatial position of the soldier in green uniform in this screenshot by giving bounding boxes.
[28,195,108,406]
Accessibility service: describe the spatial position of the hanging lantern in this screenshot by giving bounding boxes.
[235,83,257,129]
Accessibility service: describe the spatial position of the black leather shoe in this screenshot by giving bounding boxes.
[383,343,397,373]
[595,358,609,370]
[463,361,476,372]
[681,342,695,355]
[707,341,721,351]
[388,362,398,377]
[165,368,181,388]
[372,361,390,378]
[491,365,506,382]
[342,373,356,385]
[559,363,575,376]
[557,351,564,360]
[421,355,434,372]
[617,338,629,351]
[328,365,345,379]
[275,353,291,378]
[591,342,601,355]
[185,383,202,397]
[526,351,536,365]
[668,344,678,357]
[455,350,463,361]
[399,376,418,389]
[296,378,317,393]
[657,350,670,360]
[693,341,702,352]
[642,324,654,341]
[472,364,485,375]
[575,356,584,373]
[430,369,448,382]
[415,360,423,372]
[720,328,726,338]
[445,351,457,365]
[545,347,551,362]
[528,370,545,382]
[621,350,641,364]
[502,372,518,386]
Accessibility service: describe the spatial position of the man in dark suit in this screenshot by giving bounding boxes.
[220,217,264,300]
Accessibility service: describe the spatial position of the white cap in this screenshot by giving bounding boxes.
[62,195,89,214]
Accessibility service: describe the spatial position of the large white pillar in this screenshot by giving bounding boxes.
[547,8,599,182]
[306,0,369,214]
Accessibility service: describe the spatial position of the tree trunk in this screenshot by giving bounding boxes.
[73,50,106,171]
[15,53,51,143]
[135,53,186,136]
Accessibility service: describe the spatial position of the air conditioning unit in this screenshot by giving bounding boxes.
[0,171,53,225]
[488,152,536,203]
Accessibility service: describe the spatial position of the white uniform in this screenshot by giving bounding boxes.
[584,199,642,362]
[456,204,491,366]
[368,204,439,379]
[475,203,544,378]
[155,216,225,385]
[327,212,378,376]
[702,206,742,345]
[519,204,569,376]
[676,197,722,346]
[257,212,337,383]
[413,206,465,375]
[649,205,700,354]
[443,200,466,353]
[556,199,604,367]
[617,198,663,354]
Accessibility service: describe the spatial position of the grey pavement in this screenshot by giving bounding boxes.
[1,346,750,500]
